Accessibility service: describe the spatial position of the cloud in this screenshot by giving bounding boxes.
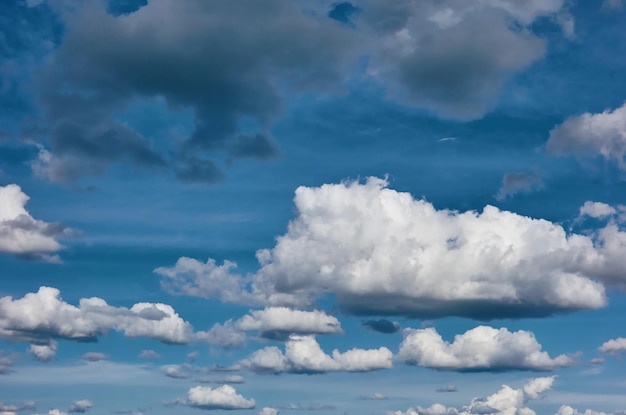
[241,335,392,374]
[277,403,336,411]
[159,177,612,319]
[30,0,354,183]
[0,351,18,375]
[163,365,190,379]
[138,350,161,359]
[259,408,278,415]
[495,172,543,200]
[358,0,568,119]
[185,385,255,410]
[555,405,612,415]
[29,340,57,361]
[599,337,626,355]
[195,321,246,350]
[0,184,73,260]
[235,307,342,339]
[547,103,626,169]
[0,286,193,345]
[362,319,400,334]
[82,352,107,362]
[436,385,457,393]
[579,202,618,220]
[389,376,555,415]
[397,326,576,372]
[359,393,388,400]
[68,400,92,414]
[197,375,245,385]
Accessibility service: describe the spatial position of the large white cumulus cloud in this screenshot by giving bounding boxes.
[0,286,193,345]
[241,335,392,374]
[186,385,255,410]
[389,376,555,415]
[398,326,575,371]
[158,178,615,319]
[0,184,72,260]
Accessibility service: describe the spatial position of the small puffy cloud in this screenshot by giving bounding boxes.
[547,103,626,169]
[0,351,18,375]
[579,202,617,219]
[29,340,57,361]
[390,376,554,415]
[0,286,193,345]
[186,385,255,410]
[599,337,626,355]
[196,321,246,349]
[68,400,92,413]
[0,184,73,260]
[556,405,611,415]
[236,307,342,339]
[436,385,457,393]
[82,352,107,362]
[259,408,278,415]
[164,365,190,379]
[398,326,575,372]
[495,172,543,200]
[362,319,400,334]
[160,178,611,319]
[241,335,393,374]
[139,350,161,359]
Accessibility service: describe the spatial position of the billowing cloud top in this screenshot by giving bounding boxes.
[186,385,255,410]
[0,184,71,259]
[158,177,613,319]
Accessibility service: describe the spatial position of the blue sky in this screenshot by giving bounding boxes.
[2,1,626,415]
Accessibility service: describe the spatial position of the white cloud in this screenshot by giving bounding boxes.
[241,335,392,374]
[196,321,246,349]
[360,393,388,400]
[29,340,57,362]
[547,103,626,168]
[164,365,190,379]
[0,286,193,345]
[555,405,610,415]
[390,376,554,415]
[599,337,626,355]
[159,178,610,319]
[398,326,575,371]
[139,349,161,359]
[0,184,73,260]
[235,307,342,338]
[186,385,255,410]
[82,352,107,362]
[580,202,617,219]
[259,408,278,415]
[68,400,92,413]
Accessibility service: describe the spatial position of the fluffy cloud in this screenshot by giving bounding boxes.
[68,400,92,414]
[241,335,392,374]
[158,178,611,319]
[0,286,193,345]
[259,408,278,415]
[398,326,575,372]
[579,202,617,219]
[185,385,255,410]
[0,184,72,260]
[556,406,611,415]
[547,103,626,168]
[235,307,342,339]
[29,340,57,362]
[357,0,569,119]
[195,321,246,349]
[390,376,554,415]
[599,337,626,355]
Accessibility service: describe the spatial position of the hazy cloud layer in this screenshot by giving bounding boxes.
[398,326,575,372]
[159,178,617,319]
[241,335,393,374]
[0,184,72,260]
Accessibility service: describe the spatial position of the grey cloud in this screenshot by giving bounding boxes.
[362,319,400,334]
[82,352,107,362]
[436,385,458,393]
[31,0,354,183]
[68,400,92,414]
[495,172,543,200]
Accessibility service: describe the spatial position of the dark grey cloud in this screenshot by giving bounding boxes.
[361,319,400,334]
[31,0,355,183]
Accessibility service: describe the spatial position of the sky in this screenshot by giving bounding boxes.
[2,0,626,414]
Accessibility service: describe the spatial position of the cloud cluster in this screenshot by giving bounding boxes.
[547,103,626,169]
[397,326,576,371]
[159,178,612,319]
[0,286,193,347]
[389,376,555,415]
[185,385,255,410]
[241,335,393,374]
[0,184,72,260]
[599,337,626,355]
